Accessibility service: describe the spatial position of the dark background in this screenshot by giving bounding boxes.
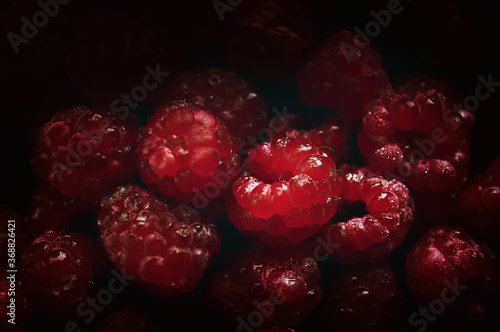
[1,0,499,331]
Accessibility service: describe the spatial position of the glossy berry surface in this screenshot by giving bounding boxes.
[210,243,322,329]
[405,226,493,300]
[136,101,241,203]
[358,79,473,192]
[19,231,96,321]
[284,118,352,165]
[296,29,391,122]
[318,165,414,264]
[97,184,220,296]
[158,67,268,146]
[30,106,138,204]
[405,226,498,327]
[226,137,341,244]
[317,262,404,332]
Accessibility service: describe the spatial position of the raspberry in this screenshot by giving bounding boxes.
[30,106,138,204]
[358,79,473,192]
[95,307,158,332]
[157,68,268,147]
[136,101,241,203]
[316,262,404,332]
[318,165,414,264]
[296,29,391,122]
[405,226,497,326]
[1,268,32,331]
[223,0,314,78]
[19,231,97,322]
[458,157,500,243]
[209,243,322,329]
[97,184,220,296]
[283,118,352,165]
[226,137,341,244]
[24,181,96,235]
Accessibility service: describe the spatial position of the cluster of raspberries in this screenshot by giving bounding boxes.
[4,3,498,332]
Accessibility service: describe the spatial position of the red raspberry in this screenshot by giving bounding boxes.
[405,226,497,326]
[136,101,241,203]
[226,137,341,244]
[358,79,473,192]
[97,184,220,296]
[24,181,96,235]
[30,106,138,205]
[223,0,314,78]
[318,165,414,264]
[296,29,391,123]
[317,261,404,332]
[95,307,158,332]
[157,68,268,147]
[283,118,352,165]
[209,243,322,329]
[458,157,500,242]
[1,268,32,332]
[19,231,97,322]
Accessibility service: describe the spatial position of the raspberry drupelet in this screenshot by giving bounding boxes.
[357,79,473,192]
[209,243,322,329]
[405,226,498,327]
[317,261,404,332]
[318,165,414,264]
[296,29,391,123]
[226,137,341,244]
[458,157,500,242]
[283,118,352,165]
[19,231,97,322]
[30,106,138,205]
[136,101,241,204]
[157,67,268,147]
[97,184,220,296]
